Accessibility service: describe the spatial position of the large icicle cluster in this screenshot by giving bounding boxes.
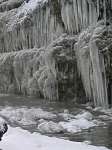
[75,21,112,108]
[60,0,97,33]
[0,0,112,107]
[0,0,64,52]
[0,47,58,100]
[0,0,112,52]
[60,0,112,33]
[0,35,81,101]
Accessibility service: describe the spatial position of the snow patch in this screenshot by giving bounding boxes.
[38,111,100,134]
[75,111,93,121]
[59,118,95,133]
[38,120,64,133]
[0,107,56,126]
[17,0,47,17]
[0,107,104,134]
[0,126,110,150]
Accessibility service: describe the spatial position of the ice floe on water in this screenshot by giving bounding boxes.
[0,126,110,150]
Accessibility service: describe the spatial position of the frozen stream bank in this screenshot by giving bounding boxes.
[0,126,110,150]
[0,95,112,149]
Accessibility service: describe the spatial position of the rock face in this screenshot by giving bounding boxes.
[0,118,8,141]
[0,0,112,107]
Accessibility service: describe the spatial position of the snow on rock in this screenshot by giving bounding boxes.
[58,111,103,133]
[59,118,95,134]
[0,106,102,134]
[75,111,93,121]
[0,126,110,150]
[59,109,75,121]
[38,111,100,134]
[38,120,64,133]
[17,0,48,16]
[0,107,56,126]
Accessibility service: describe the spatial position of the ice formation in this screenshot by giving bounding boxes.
[75,22,108,108]
[0,0,111,107]
[0,0,112,52]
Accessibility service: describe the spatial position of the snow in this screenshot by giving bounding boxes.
[38,118,96,134]
[0,126,110,150]
[59,109,75,121]
[38,120,64,133]
[0,106,104,134]
[75,111,93,120]
[37,111,102,134]
[58,111,105,133]
[59,118,96,133]
[37,117,96,134]
[18,0,47,16]
[0,107,56,126]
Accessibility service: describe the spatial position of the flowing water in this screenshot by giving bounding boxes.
[0,94,112,149]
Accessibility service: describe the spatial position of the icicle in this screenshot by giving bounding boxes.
[76,24,109,108]
[103,0,107,23]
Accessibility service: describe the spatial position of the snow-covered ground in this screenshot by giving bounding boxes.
[0,126,110,150]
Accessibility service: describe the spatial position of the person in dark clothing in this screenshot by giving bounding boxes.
[0,123,8,141]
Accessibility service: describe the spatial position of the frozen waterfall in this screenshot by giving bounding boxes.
[0,0,111,108]
[75,22,109,108]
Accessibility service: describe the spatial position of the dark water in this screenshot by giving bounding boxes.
[0,94,112,149]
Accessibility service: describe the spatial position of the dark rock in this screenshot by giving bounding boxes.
[0,121,8,141]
